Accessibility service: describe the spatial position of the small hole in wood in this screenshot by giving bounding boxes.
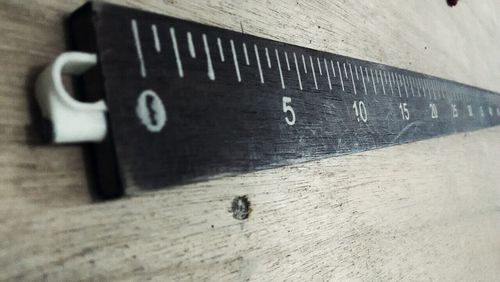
[447,0,458,7]
[231,196,251,220]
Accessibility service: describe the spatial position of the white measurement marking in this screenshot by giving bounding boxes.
[417,78,425,97]
[357,64,365,95]
[411,77,417,96]
[337,61,344,91]
[302,54,307,73]
[310,56,318,89]
[293,52,302,90]
[430,80,436,99]
[169,27,184,78]
[420,78,426,98]
[202,34,215,80]
[131,19,146,78]
[375,69,379,83]
[389,72,401,97]
[436,82,442,99]
[365,68,370,82]
[379,70,386,95]
[265,48,271,68]
[230,40,241,82]
[393,73,401,97]
[187,32,196,58]
[424,79,432,99]
[254,44,264,83]
[317,58,323,75]
[284,51,290,70]
[330,60,336,77]
[401,75,408,97]
[387,72,394,96]
[151,24,161,53]
[217,37,225,62]
[137,90,167,132]
[421,80,427,95]
[406,77,415,97]
[275,49,285,89]
[343,63,348,79]
[354,65,359,80]
[344,63,358,94]
[432,81,438,99]
[425,80,433,99]
[370,69,376,94]
[324,59,332,90]
[242,43,250,65]
[430,80,437,99]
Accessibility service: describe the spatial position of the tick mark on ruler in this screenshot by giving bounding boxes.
[293,52,303,90]
[416,77,421,97]
[310,56,318,89]
[370,69,376,94]
[169,27,183,78]
[420,78,426,98]
[343,63,348,79]
[187,31,195,58]
[336,61,344,91]
[284,51,290,70]
[217,37,225,62]
[379,70,386,95]
[330,60,336,77]
[348,63,357,94]
[401,74,408,97]
[275,49,285,89]
[230,39,241,82]
[131,19,146,78]
[409,76,415,97]
[254,44,264,84]
[324,59,332,90]
[242,43,250,65]
[393,73,401,97]
[387,72,394,96]
[302,54,307,73]
[317,57,322,75]
[151,24,161,53]
[430,80,436,100]
[202,34,215,80]
[354,65,359,80]
[357,64,365,95]
[265,48,271,68]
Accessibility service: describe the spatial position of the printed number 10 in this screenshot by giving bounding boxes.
[353,100,368,122]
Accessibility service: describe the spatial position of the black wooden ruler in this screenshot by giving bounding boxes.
[66,2,500,197]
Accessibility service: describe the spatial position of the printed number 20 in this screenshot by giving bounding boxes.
[282,97,296,126]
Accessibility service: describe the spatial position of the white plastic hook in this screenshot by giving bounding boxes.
[35,52,108,143]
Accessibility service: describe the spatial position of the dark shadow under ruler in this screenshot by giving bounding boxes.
[69,1,500,197]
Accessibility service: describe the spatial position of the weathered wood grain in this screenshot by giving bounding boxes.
[0,0,499,281]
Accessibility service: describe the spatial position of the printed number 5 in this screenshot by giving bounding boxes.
[282,96,296,126]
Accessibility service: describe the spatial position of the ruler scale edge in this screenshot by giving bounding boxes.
[36,1,500,198]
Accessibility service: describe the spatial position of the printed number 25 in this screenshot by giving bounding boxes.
[282,97,296,126]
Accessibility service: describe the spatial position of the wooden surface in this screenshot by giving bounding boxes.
[1,0,499,281]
